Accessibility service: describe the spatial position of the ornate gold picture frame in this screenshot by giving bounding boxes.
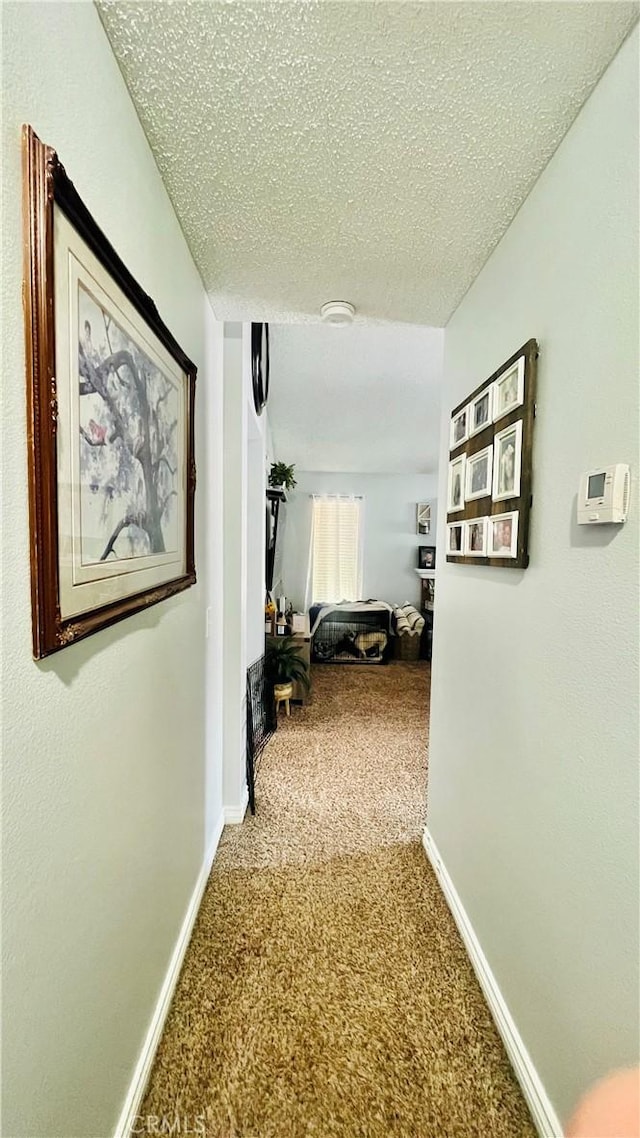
[23,126,197,658]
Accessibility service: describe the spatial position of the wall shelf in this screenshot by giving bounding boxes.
[415,569,436,580]
[266,487,287,503]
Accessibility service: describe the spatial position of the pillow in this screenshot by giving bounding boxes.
[393,603,424,636]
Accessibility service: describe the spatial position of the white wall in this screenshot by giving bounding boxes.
[428,26,639,1126]
[222,324,270,815]
[1,4,224,1136]
[268,323,443,476]
[246,436,266,665]
[204,309,225,844]
[221,325,247,813]
[281,471,438,609]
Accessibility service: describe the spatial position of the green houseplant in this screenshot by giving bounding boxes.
[265,639,310,692]
[268,462,297,491]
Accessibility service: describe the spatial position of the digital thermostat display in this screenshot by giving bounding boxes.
[588,472,606,499]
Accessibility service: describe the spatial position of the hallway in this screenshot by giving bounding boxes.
[141,664,534,1137]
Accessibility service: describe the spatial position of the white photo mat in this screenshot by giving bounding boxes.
[488,511,519,558]
[493,419,523,501]
[469,386,492,437]
[464,517,488,556]
[493,356,525,422]
[447,522,464,554]
[449,405,470,450]
[465,444,493,502]
[54,208,188,620]
[447,454,466,512]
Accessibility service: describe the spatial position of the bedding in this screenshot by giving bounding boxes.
[309,600,393,637]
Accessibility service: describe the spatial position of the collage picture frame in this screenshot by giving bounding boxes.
[445,340,537,569]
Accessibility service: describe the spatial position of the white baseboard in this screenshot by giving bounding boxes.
[113,812,225,1138]
[422,829,562,1138]
[223,782,249,824]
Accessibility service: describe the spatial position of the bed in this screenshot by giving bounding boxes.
[309,601,394,665]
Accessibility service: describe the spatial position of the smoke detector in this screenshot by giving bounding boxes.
[321,301,355,326]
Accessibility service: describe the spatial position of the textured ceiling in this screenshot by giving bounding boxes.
[268,324,443,473]
[98,0,637,326]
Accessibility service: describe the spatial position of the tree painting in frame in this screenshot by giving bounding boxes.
[23,126,196,658]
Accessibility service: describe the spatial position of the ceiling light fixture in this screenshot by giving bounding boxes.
[321,301,355,327]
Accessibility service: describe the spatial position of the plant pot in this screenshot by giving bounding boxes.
[274,682,293,701]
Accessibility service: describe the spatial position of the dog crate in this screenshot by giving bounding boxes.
[312,609,391,665]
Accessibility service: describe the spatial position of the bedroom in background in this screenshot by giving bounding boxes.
[241,318,444,824]
[266,320,443,669]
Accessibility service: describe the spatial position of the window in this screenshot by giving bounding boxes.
[309,495,363,603]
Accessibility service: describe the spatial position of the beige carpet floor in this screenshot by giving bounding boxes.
[141,662,536,1138]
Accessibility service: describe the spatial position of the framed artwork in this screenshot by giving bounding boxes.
[488,512,519,558]
[464,517,488,556]
[493,419,523,501]
[446,340,537,569]
[446,523,463,554]
[469,386,492,437]
[465,444,493,501]
[416,502,431,535]
[450,405,469,449]
[493,356,525,422]
[23,126,197,658]
[447,454,466,512]
[418,546,436,570]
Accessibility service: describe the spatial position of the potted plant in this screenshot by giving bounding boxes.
[268,462,297,492]
[265,639,310,706]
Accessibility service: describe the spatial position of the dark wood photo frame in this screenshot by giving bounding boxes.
[418,546,436,570]
[23,126,197,658]
[446,339,538,569]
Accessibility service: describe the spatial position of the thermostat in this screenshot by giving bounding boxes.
[577,463,630,525]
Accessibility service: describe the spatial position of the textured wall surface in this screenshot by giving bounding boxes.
[281,471,438,611]
[269,323,443,475]
[428,27,639,1124]
[1,4,223,1135]
[97,0,638,324]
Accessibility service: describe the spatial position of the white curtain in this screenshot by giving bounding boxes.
[305,494,364,608]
